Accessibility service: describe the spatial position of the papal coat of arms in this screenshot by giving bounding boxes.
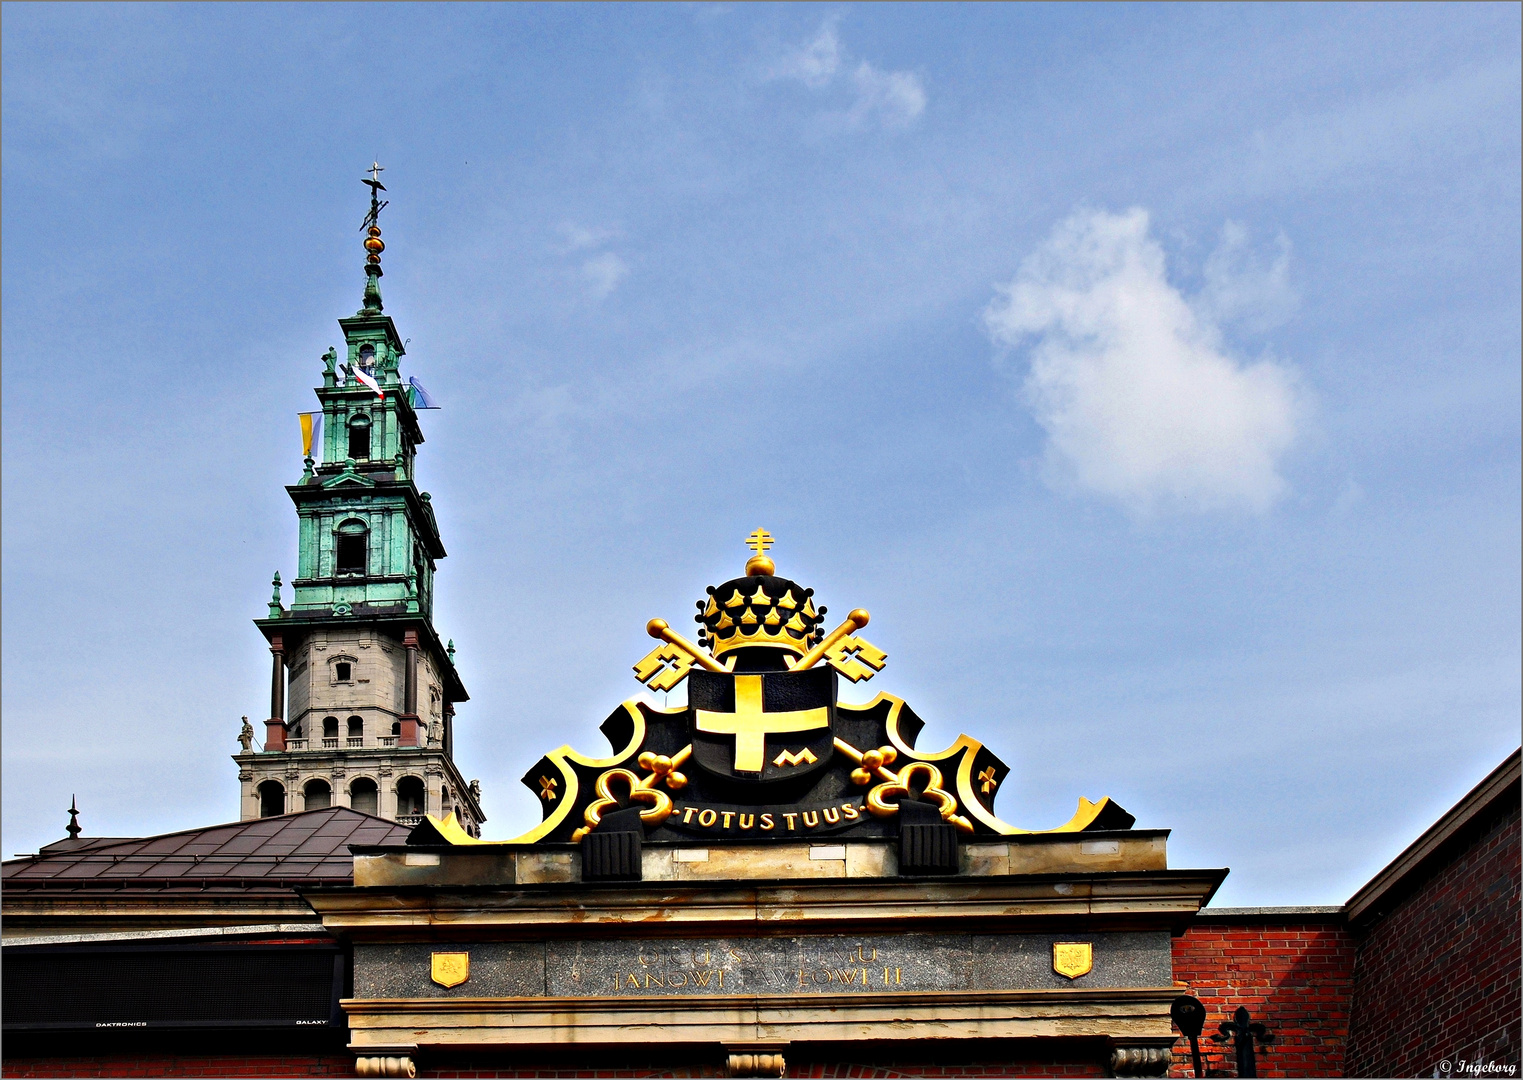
[467,530,1136,859]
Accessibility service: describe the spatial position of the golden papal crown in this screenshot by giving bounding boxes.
[693,529,826,660]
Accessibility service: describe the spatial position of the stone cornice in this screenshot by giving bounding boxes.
[304,868,1227,939]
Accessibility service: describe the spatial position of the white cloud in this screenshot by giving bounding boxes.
[769,21,842,88]
[1200,222,1298,333]
[581,251,629,299]
[848,61,926,130]
[984,208,1304,515]
[558,223,618,253]
[768,21,925,130]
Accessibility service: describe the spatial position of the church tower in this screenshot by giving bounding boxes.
[234,168,484,834]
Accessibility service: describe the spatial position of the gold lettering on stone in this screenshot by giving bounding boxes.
[739,813,755,829]
[698,808,717,827]
[801,810,819,828]
[760,814,775,830]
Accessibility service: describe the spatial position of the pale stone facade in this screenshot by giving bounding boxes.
[283,627,447,749]
[235,742,482,834]
[236,624,481,832]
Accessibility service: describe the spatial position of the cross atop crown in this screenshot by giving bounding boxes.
[744,528,775,577]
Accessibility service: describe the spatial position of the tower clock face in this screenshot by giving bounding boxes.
[688,667,836,784]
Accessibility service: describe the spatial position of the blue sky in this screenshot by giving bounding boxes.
[3,3,1518,905]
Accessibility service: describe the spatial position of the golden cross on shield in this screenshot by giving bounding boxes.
[694,674,828,774]
[1052,942,1092,980]
[431,951,470,988]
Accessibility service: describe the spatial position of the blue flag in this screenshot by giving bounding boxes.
[408,377,439,409]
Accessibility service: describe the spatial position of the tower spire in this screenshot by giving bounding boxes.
[66,795,81,840]
[360,162,388,314]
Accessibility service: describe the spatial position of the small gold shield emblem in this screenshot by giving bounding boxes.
[431,951,470,988]
[1052,942,1093,980]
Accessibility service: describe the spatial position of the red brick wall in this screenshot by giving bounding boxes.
[1344,799,1521,1079]
[1170,918,1355,1077]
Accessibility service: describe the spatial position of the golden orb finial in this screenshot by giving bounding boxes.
[744,528,775,576]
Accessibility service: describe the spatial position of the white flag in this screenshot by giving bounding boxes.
[352,364,384,400]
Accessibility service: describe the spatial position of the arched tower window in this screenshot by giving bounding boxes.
[347,716,363,745]
[348,413,371,460]
[335,519,367,576]
[396,776,426,818]
[350,777,379,815]
[304,778,331,810]
[258,780,285,818]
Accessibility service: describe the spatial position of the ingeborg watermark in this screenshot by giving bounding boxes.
[1437,1059,1517,1078]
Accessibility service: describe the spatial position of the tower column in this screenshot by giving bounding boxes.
[400,628,420,747]
[265,634,287,751]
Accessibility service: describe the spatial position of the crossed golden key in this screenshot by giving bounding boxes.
[633,607,887,692]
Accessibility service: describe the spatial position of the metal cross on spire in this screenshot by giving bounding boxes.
[361,160,389,231]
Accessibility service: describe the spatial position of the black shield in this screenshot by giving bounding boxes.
[688,668,836,783]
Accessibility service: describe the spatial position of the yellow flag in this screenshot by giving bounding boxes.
[298,412,322,459]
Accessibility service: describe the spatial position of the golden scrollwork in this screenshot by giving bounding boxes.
[864,760,975,834]
[571,767,674,842]
[538,775,558,801]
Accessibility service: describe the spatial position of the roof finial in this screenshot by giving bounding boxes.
[359,162,388,314]
[744,528,775,576]
[66,795,81,840]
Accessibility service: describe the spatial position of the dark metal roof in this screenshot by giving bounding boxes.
[2,808,408,892]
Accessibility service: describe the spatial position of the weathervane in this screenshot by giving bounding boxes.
[361,161,388,230]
